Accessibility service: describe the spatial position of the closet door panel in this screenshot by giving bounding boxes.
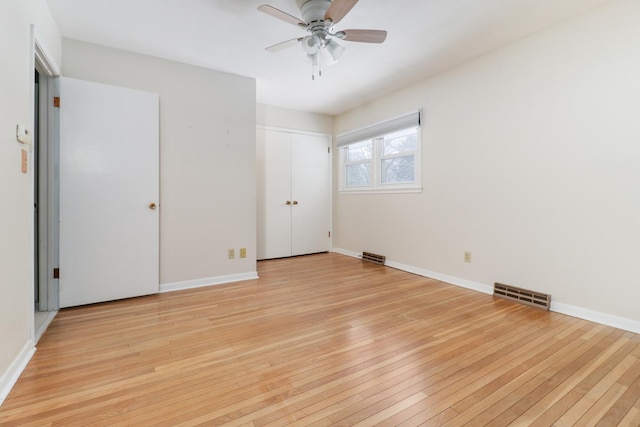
[291,133,331,256]
[257,129,292,259]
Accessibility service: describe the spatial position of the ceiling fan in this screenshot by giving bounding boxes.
[258,0,387,79]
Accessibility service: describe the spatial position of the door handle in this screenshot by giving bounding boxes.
[293,201,298,205]
[149,202,157,210]
[285,201,291,205]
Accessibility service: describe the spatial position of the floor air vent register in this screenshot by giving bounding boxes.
[494,282,551,311]
[362,252,386,265]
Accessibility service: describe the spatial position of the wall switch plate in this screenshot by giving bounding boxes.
[464,251,471,263]
[21,149,28,173]
[228,249,235,259]
[239,248,247,258]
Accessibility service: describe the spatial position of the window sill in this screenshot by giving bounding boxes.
[338,186,423,195]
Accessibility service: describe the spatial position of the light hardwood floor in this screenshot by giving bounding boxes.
[1,253,639,426]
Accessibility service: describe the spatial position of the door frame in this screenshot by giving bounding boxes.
[256,125,333,257]
[30,27,61,342]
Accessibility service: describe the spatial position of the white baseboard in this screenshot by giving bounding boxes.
[384,260,494,295]
[332,247,640,334]
[35,310,57,344]
[160,271,259,293]
[551,301,640,334]
[332,248,492,295]
[332,247,361,259]
[0,340,35,406]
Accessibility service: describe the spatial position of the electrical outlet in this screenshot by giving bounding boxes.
[239,248,247,258]
[464,251,471,263]
[228,249,235,259]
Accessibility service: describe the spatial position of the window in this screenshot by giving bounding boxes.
[344,140,372,187]
[338,111,421,193]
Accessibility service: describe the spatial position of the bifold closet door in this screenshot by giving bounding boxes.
[257,128,331,260]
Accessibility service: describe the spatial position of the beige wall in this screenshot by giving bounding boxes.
[334,0,640,328]
[62,39,257,286]
[0,0,61,400]
[257,103,334,134]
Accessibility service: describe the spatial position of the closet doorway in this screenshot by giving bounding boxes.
[257,128,332,260]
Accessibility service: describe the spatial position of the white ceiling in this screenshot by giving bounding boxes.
[45,0,611,116]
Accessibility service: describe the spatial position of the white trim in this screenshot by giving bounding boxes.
[0,341,35,406]
[332,248,640,333]
[35,311,57,344]
[551,302,640,334]
[32,27,61,77]
[332,247,361,258]
[384,260,494,295]
[339,187,423,195]
[160,272,259,293]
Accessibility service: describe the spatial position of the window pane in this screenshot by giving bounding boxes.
[346,163,371,187]
[347,141,373,162]
[381,155,414,184]
[383,130,417,156]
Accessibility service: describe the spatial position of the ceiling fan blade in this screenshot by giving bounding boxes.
[338,29,387,43]
[265,37,303,52]
[258,4,305,27]
[324,0,359,24]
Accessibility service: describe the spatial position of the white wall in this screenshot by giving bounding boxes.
[0,0,61,402]
[334,0,640,329]
[257,103,333,134]
[62,39,257,287]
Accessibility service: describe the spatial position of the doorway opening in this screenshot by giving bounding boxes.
[32,35,61,342]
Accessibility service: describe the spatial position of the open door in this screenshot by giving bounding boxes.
[59,77,159,307]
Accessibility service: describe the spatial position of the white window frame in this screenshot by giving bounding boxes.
[342,139,374,189]
[338,111,422,194]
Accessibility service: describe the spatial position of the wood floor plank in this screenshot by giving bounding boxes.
[524,337,640,426]
[400,321,601,426]
[477,327,625,426]
[0,253,639,425]
[595,356,640,426]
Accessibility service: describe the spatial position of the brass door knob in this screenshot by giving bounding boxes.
[149,202,157,210]
[293,201,298,205]
[285,201,291,205]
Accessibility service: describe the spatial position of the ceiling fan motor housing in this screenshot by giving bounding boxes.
[297,0,332,24]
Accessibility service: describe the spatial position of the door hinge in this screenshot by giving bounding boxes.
[328,231,331,238]
[328,147,331,154]
[53,97,60,108]
[53,268,60,279]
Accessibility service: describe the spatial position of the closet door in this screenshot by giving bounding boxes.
[257,128,331,260]
[257,129,292,259]
[291,133,331,256]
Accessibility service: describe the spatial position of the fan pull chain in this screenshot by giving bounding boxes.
[310,50,324,80]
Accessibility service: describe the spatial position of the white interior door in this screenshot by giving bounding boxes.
[257,128,331,260]
[291,133,331,256]
[59,77,159,308]
[257,129,292,259]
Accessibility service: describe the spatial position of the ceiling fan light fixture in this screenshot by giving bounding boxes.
[301,35,320,54]
[325,39,345,62]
